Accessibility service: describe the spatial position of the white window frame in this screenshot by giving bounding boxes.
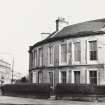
[48,45,54,66]
[59,43,67,65]
[87,39,98,64]
[72,41,81,65]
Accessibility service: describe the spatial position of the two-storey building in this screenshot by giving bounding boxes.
[29,18,105,87]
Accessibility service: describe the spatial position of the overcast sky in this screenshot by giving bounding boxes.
[0,0,105,76]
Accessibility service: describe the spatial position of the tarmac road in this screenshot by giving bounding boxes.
[0,95,104,105]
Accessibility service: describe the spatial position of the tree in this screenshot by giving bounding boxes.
[20,76,28,83]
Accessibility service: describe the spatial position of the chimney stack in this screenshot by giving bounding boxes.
[55,17,69,31]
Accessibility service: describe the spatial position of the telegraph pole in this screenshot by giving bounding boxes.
[11,57,14,84]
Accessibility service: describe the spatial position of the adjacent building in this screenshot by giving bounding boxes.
[29,18,105,87]
[0,59,11,85]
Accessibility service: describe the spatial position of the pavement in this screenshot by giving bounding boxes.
[0,95,105,105]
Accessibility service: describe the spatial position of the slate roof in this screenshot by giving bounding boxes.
[29,18,105,52]
[49,18,105,38]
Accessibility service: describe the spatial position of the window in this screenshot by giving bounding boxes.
[74,42,81,62]
[34,50,37,67]
[38,71,43,83]
[31,52,34,67]
[61,71,66,83]
[61,44,67,63]
[68,42,72,64]
[89,41,97,60]
[32,72,37,83]
[49,72,54,86]
[49,46,53,65]
[89,71,97,85]
[74,71,80,84]
[39,48,43,66]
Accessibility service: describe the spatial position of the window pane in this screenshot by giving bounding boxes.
[74,42,81,62]
[61,44,67,63]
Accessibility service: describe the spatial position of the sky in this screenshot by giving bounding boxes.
[0,0,105,76]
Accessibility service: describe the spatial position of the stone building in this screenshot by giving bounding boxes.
[29,18,105,87]
[0,59,11,85]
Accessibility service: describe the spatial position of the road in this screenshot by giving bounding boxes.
[0,95,105,105]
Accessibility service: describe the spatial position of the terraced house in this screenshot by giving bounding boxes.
[29,18,105,87]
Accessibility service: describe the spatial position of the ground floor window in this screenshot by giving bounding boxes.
[38,71,43,83]
[89,71,97,85]
[61,71,67,83]
[32,72,37,83]
[74,71,80,84]
[49,72,54,86]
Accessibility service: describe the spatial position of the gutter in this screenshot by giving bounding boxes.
[29,31,105,52]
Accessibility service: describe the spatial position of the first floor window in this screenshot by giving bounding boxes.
[39,48,43,66]
[31,52,34,67]
[61,44,67,63]
[34,50,37,67]
[89,40,97,61]
[68,42,72,64]
[74,42,81,62]
[61,71,67,83]
[89,71,97,85]
[49,46,53,65]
